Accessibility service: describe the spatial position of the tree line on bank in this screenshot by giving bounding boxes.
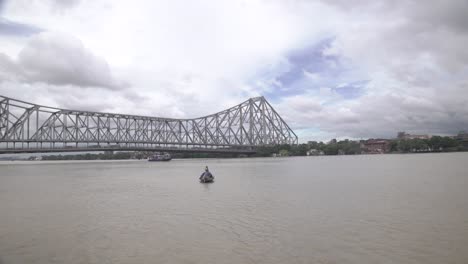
[41,152,133,160]
[390,136,462,153]
[39,136,466,160]
[41,151,244,160]
[254,136,467,157]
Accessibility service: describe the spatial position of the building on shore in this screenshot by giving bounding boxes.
[456,131,468,140]
[456,131,468,147]
[397,132,432,140]
[361,139,390,154]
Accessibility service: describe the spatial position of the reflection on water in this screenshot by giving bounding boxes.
[1,153,468,264]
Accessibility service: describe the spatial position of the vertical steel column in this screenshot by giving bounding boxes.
[240,105,243,145]
[27,108,30,148]
[5,99,9,147]
[75,113,79,147]
[249,99,253,145]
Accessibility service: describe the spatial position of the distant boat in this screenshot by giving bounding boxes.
[148,152,172,162]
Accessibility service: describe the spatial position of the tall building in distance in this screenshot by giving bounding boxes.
[397,132,432,140]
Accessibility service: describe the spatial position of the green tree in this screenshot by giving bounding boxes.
[323,143,338,155]
[389,140,398,152]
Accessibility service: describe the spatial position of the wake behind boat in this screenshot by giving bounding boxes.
[148,152,172,162]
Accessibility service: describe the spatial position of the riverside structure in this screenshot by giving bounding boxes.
[0,95,297,154]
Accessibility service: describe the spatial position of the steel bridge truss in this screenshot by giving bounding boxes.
[0,95,298,153]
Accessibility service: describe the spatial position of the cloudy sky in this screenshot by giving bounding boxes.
[1,0,467,142]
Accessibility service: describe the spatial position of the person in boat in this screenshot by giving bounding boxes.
[199,166,213,181]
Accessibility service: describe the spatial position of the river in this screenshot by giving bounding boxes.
[1,153,467,263]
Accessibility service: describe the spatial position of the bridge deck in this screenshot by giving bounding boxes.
[0,146,256,154]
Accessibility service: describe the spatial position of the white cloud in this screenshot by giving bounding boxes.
[0,32,126,90]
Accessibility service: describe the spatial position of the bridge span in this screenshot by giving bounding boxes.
[0,95,297,154]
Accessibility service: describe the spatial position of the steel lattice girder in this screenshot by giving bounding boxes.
[0,95,298,151]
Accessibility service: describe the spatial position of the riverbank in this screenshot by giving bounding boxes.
[1,136,466,161]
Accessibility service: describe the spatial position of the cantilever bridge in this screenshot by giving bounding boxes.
[0,95,297,154]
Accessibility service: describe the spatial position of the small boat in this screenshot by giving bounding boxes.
[148,152,172,162]
[200,173,214,183]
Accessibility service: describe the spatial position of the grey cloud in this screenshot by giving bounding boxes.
[405,1,468,33]
[50,0,81,9]
[0,0,5,12]
[287,0,468,139]
[0,80,195,120]
[329,0,468,70]
[281,84,468,139]
[0,32,127,90]
[0,81,127,113]
[322,0,393,10]
[46,89,117,112]
[0,17,42,37]
[0,53,22,81]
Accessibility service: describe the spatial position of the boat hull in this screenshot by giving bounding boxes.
[148,158,172,162]
[200,178,214,183]
[148,152,172,161]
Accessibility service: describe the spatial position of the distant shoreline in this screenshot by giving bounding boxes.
[1,135,467,161]
[1,150,467,163]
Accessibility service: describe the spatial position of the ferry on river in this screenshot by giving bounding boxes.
[148,152,172,162]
